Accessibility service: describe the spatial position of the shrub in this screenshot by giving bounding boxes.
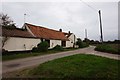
[37,41,49,52]
[82,42,89,48]
[52,45,64,51]
[76,38,89,48]
[32,41,49,52]
[76,38,82,48]
[2,49,8,55]
[32,47,38,52]
[95,44,119,54]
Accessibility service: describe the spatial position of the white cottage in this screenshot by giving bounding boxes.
[2,23,77,52]
[24,23,77,48]
[64,32,78,48]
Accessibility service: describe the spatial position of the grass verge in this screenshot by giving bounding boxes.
[5,54,119,79]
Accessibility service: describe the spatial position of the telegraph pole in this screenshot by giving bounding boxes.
[80,0,103,42]
[85,29,87,39]
[98,10,103,43]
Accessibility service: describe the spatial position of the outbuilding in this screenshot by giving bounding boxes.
[2,28,40,51]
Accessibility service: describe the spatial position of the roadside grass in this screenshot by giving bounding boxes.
[28,54,119,79]
[2,48,78,61]
[95,44,119,54]
[4,54,119,79]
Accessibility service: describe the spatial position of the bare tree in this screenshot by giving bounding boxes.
[0,13,15,49]
[0,13,16,28]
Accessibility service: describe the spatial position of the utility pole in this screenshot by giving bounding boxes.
[98,10,103,43]
[85,29,87,39]
[24,13,26,24]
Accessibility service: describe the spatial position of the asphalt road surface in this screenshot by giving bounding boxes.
[2,46,120,74]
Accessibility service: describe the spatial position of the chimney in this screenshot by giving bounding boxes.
[59,29,62,32]
[68,31,71,34]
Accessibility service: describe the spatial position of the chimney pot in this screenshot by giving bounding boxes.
[68,31,70,34]
[59,29,62,32]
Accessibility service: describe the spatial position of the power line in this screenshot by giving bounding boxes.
[80,0,98,12]
[80,0,104,42]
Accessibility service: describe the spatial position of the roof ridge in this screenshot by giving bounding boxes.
[25,23,62,33]
[25,23,69,40]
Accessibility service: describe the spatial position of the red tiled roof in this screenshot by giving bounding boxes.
[2,28,35,38]
[25,23,69,41]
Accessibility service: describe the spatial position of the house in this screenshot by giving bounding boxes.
[64,32,77,48]
[2,28,40,51]
[2,23,77,52]
[23,23,77,48]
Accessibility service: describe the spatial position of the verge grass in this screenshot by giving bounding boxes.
[8,54,119,79]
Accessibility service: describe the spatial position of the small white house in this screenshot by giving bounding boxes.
[65,33,77,48]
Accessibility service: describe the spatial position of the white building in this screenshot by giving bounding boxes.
[2,23,77,52]
[24,23,77,48]
[2,28,40,51]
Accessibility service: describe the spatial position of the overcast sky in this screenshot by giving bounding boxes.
[1,0,119,41]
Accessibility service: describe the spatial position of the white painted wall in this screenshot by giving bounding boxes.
[66,34,77,47]
[66,41,73,47]
[50,40,61,48]
[3,37,41,51]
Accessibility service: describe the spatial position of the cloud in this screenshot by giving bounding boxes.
[2,2,118,41]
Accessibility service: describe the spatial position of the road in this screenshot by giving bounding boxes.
[2,46,120,73]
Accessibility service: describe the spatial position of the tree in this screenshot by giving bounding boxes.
[83,38,90,43]
[0,13,16,50]
[0,13,16,29]
[76,38,89,48]
[76,38,83,48]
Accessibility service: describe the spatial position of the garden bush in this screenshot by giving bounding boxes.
[82,42,89,48]
[2,49,8,55]
[52,45,64,51]
[32,47,38,52]
[37,41,49,52]
[76,38,89,48]
[32,41,49,52]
